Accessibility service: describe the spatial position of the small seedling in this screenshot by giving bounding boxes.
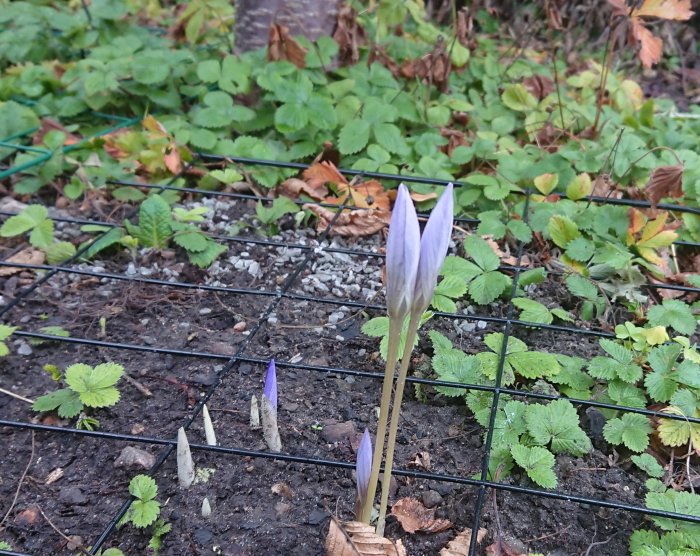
[118,474,171,555]
[0,204,76,263]
[0,325,17,356]
[32,362,124,429]
[255,197,300,235]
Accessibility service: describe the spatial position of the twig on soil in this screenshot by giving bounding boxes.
[0,386,35,404]
[37,505,92,556]
[524,525,572,543]
[123,372,153,397]
[0,431,35,529]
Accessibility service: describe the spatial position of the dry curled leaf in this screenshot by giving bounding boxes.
[304,205,390,236]
[645,164,684,209]
[440,527,488,555]
[391,497,452,534]
[278,178,327,201]
[325,519,407,556]
[0,248,45,277]
[333,4,367,66]
[268,23,307,68]
[303,161,348,191]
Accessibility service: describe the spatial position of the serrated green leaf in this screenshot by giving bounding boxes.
[646,487,700,538]
[187,241,227,268]
[29,219,54,249]
[196,60,221,83]
[603,413,652,452]
[1,205,48,237]
[434,275,468,299]
[0,325,16,342]
[631,453,665,478]
[441,256,482,282]
[130,499,160,528]
[130,474,158,501]
[373,122,408,155]
[513,298,552,324]
[565,274,599,301]
[648,300,697,336]
[550,308,573,322]
[338,119,370,155]
[173,229,209,253]
[510,444,557,488]
[469,271,509,305]
[464,235,500,271]
[645,370,678,403]
[501,84,538,112]
[431,294,457,313]
[518,268,546,286]
[46,241,76,264]
[274,102,309,133]
[428,330,453,352]
[507,219,532,243]
[608,380,647,408]
[361,317,389,337]
[565,237,595,261]
[33,388,83,418]
[525,399,591,455]
[65,362,124,408]
[599,338,634,363]
[433,350,482,396]
[548,215,580,248]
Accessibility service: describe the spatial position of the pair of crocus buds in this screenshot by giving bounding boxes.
[358,183,454,530]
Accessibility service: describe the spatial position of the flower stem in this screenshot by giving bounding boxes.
[375,311,421,537]
[359,317,401,523]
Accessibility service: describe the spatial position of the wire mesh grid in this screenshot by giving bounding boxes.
[1,151,700,555]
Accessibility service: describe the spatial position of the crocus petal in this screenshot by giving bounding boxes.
[385,184,421,321]
[264,359,277,409]
[412,183,454,313]
[356,428,372,503]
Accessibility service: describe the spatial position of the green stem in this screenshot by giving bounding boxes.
[359,317,401,523]
[375,311,421,537]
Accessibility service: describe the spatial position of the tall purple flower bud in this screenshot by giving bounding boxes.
[385,184,421,321]
[356,428,372,506]
[264,359,277,410]
[411,183,454,313]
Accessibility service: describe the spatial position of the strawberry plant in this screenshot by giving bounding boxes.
[117,474,171,555]
[0,204,76,263]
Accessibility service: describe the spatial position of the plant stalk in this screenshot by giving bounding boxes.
[359,318,401,523]
[375,311,421,536]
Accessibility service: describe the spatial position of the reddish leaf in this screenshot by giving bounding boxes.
[631,19,663,69]
[304,205,390,236]
[645,164,684,208]
[303,161,349,190]
[633,0,694,20]
[32,118,81,146]
[163,145,182,175]
[268,23,307,68]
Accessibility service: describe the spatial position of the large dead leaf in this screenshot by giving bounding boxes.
[305,205,390,236]
[350,180,390,211]
[439,527,488,555]
[302,162,390,210]
[333,4,366,66]
[303,161,348,192]
[278,178,327,201]
[325,519,407,556]
[645,164,684,209]
[390,497,452,534]
[268,23,307,68]
[0,248,45,276]
[401,37,451,92]
[608,0,694,68]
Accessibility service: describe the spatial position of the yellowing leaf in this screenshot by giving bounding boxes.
[633,0,694,20]
[657,407,700,452]
[643,326,669,346]
[534,173,558,195]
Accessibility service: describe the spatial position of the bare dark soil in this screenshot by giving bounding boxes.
[0,209,652,556]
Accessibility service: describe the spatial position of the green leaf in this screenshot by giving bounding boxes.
[434,275,468,299]
[507,219,532,243]
[0,205,48,237]
[361,317,388,338]
[130,499,160,528]
[46,241,76,264]
[196,60,221,83]
[631,453,665,478]
[441,256,482,282]
[469,271,509,305]
[29,219,54,249]
[548,215,580,248]
[550,308,573,322]
[603,413,652,452]
[129,474,158,501]
[65,362,124,408]
[645,370,678,403]
[433,350,482,397]
[33,388,83,418]
[373,122,408,155]
[0,325,16,342]
[338,120,370,155]
[510,444,557,488]
[501,84,538,112]
[648,300,697,336]
[187,241,227,268]
[565,274,599,302]
[518,268,546,287]
[173,229,209,253]
[513,298,552,324]
[608,380,647,408]
[525,400,591,455]
[464,235,500,271]
[646,488,700,538]
[132,53,169,85]
[565,237,595,262]
[275,103,309,133]
[136,195,172,248]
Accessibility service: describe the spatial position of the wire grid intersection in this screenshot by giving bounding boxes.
[1,160,699,555]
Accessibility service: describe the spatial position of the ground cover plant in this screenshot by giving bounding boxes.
[1,0,700,554]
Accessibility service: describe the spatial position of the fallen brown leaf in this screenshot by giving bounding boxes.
[268,23,307,68]
[305,205,390,236]
[163,145,182,175]
[350,180,390,211]
[325,519,407,556]
[0,248,45,277]
[485,539,525,556]
[14,505,40,528]
[645,164,684,209]
[439,527,488,555]
[278,178,327,201]
[333,4,367,66]
[303,161,349,190]
[391,497,452,534]
[408,451,432,471]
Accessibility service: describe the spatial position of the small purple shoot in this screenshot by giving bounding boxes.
[356,428,372,507]
[264,359,277,410]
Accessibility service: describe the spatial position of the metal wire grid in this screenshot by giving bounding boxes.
[1,157,700,555]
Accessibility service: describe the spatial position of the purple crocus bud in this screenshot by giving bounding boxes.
[356,428,372,504]
[264,359,277,410]
[412,183,454,313]
[385,184,421,321]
